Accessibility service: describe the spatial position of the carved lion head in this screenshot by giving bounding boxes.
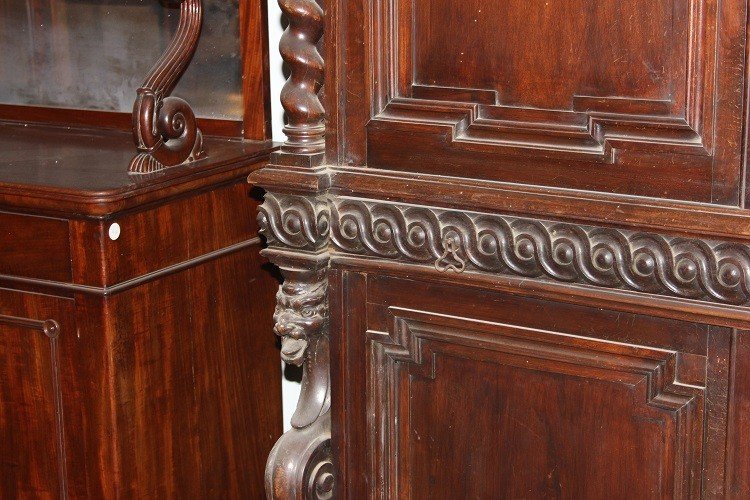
[273,279,328,365]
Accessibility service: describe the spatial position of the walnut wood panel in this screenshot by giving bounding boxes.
[0,121,274,218]
[0,245,281,498]
[0,211,70,282]
[71,180,260,287]
[727,330,750,497]
[331,271,734,497]
[346,0,749,203]
[1,148,281,496]
[0,289,77,498]
[100,247,280,497]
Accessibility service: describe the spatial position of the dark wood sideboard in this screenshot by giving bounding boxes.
[0,126,280,497]
[253,0,750,498]
[0,0,282,497]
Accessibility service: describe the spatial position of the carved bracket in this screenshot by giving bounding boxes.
[130,0,204,174]
[258,193,333,499]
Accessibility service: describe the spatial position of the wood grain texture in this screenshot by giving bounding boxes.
[261,0,750,495]
[727,330,750,497]
[240,0,272,140]
[0,289,79,498]
[331,0,749,204]
[102,247,280,497]
[1,157,281,497]
[72,181,261,287]
[0,121,275,217]
[0,211,70,282]
[329,272,732,497]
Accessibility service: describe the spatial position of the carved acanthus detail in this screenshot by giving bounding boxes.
[130,0,204,174]
[278,0,325,154]
[331,198,750,305]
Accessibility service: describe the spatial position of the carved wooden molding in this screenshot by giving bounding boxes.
[278,0,325,155]
[130,0,204,174]
[0,315,66,496]
[366,308,703,497]
[329,198,750,306]
[257,193,330,252]
[374,0,713,164]
[258,192,333,499]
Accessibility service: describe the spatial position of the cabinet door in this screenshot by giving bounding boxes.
[332,272,732,498]
[337,0,747,203]
[0,289,77,498]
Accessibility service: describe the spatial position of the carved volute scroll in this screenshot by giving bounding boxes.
[130,0,205,174]
[278,0,325,156]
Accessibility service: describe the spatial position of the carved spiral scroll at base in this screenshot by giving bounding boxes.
[130,0,205,174]
[264,267,332,500]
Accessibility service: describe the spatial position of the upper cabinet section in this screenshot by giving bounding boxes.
[357,0,748,204]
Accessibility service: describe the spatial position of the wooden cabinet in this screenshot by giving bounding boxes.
[363,0,747,204]
[0,127,281,497]
[0,290,77,497]
[253,0,750,497]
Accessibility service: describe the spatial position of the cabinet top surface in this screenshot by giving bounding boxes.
[0,121,275,216]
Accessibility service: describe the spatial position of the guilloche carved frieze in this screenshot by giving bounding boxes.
[330,198,750,306]
[257,193,330,252]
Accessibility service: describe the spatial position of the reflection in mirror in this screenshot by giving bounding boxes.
[0,0,242,120]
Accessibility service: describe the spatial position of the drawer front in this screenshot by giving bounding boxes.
[0,211,71,282]
[333,272,732,498]
[71,181,259,287]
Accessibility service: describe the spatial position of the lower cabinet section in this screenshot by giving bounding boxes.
[0,291,76,498]
[0,245,281,498]
[332,271,741,498]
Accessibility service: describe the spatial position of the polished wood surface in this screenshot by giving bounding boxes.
[0,140,281,497]
[251,0,331,498]
[332,272,732,497]
[253,0,750,496]
[329,0,747,204]
[0,122,274,216]
[129,0,205,174]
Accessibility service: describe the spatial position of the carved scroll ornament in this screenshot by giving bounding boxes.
[330,198,750,306]
[130,0,204,174]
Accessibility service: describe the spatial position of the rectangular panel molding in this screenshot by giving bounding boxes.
[363,0,747,202]
[366,307,705,497]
